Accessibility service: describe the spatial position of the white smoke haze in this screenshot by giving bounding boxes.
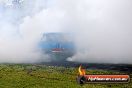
[0,0,132,63]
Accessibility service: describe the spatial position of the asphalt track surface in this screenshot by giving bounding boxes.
[39,61,132,73]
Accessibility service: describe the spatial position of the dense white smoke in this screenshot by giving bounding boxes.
[0,0,51,63]
[0,0,132,63]
[64,0,132,64]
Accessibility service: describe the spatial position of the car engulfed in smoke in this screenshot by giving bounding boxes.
[38,33,76,62]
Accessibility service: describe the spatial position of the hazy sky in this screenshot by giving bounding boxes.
[0,0,132,63]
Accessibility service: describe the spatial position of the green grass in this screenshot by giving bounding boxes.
[0,64,131,88]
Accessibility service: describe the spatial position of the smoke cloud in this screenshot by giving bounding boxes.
[0,0,132,63]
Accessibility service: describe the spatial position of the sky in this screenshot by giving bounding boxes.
[0,0,132,63]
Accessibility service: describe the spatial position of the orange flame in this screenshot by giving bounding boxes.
[78,65,86,76]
